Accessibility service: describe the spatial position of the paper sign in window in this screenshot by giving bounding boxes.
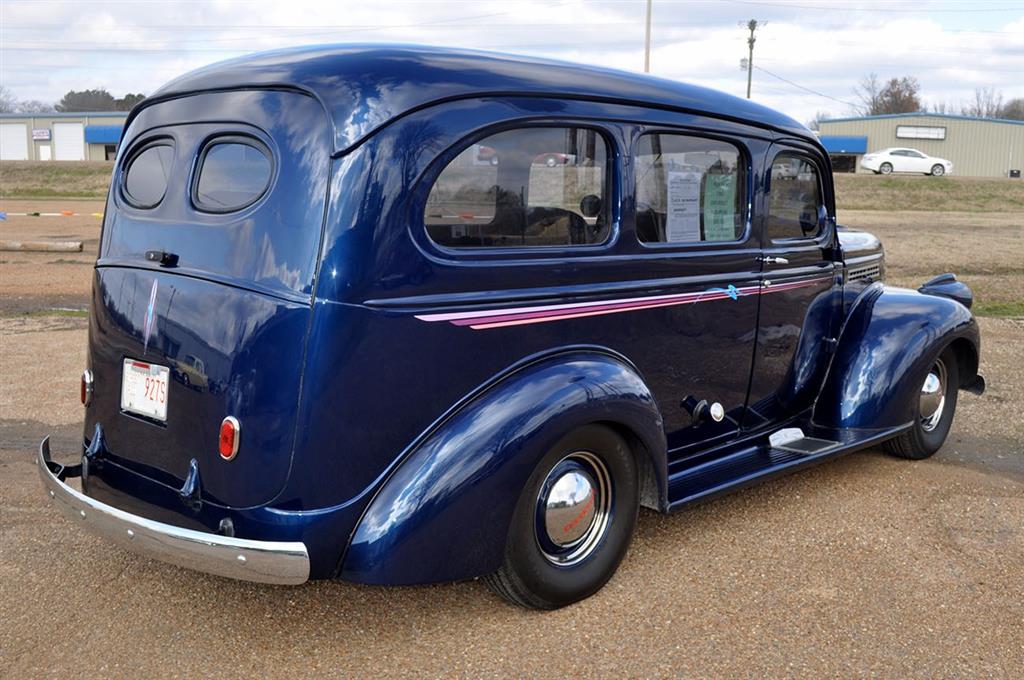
[665,171,701,242]
[703,173,737,241]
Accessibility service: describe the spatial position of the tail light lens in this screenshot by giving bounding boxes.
[219,416,240,460]
[81,369,94,406]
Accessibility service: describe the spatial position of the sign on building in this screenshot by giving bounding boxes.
[32,128,51,141]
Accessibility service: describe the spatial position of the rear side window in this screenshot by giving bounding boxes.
[123,142,174,208]
[424,127,609,248]
[194,139,272,212]
[635,134,745,244]
[767,153,823,241]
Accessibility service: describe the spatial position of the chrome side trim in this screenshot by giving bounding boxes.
[37,437,309,585]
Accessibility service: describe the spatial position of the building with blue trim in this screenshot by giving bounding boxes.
[0,111,127,161]
[819,113,1024,178]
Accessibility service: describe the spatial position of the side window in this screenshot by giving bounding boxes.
[767,153,823,241]
[424,127,608,248]
[634,134,745,244]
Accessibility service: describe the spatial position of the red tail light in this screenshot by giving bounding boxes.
[219,416,240,460]
[81,369,94,406]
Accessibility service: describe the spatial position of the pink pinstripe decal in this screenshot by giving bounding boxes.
[415,276,832,330]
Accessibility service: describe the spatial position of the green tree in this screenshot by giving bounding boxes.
[116,93,146,111]
[1000,98,1024,121]
[55,88,118,112]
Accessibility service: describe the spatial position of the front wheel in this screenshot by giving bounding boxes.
[931,164,945,176]
[884,346,959,460]
[484,424,639,609]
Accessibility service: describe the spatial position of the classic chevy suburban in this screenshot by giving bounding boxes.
[39,46,983,609]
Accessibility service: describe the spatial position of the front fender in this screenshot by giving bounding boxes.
[340,349,666,585]
[813,282,980,430]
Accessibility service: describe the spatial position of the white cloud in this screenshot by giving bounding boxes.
[1,0,1022,125]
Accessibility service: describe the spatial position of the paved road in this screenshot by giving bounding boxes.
[2,319,1022,678]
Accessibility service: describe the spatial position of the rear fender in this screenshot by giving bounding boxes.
[813,282,980,430]
[339,348,666,585]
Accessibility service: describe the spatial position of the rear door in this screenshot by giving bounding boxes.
[744,144,840,429]
[85,89,333,508]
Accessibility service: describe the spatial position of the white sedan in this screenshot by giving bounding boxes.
[860,148,953,176]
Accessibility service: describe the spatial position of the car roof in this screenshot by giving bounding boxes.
[140,44,816,154]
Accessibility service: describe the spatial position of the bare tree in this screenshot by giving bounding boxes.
[854,73,882,116]
[963,87,1004,118]
[0,86,17,113]
[17,99,56,114]
[806,110,832,131]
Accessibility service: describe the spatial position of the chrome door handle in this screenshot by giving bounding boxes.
[758,256,789,265]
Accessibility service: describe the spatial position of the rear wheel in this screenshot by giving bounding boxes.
[930,164,945,176]
[484,424,639,609]
[884,346,959,460]
[879,162,893,175]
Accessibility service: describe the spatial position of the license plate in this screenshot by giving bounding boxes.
[121,359,169,421]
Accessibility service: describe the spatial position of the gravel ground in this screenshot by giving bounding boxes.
[0,200,101,314]
[1,202,1022,677]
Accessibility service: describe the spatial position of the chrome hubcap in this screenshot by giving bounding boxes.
[920,358,947,432]
[536,451,611,566]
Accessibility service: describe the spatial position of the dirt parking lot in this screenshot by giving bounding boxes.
[1,188,1022,677]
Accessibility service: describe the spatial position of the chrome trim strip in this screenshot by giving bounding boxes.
[37,438,309,585]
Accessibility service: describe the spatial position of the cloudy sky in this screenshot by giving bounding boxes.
[2,0,1022,125]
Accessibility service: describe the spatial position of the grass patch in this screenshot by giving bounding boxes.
[972,299,1024,319]
[0,308,89,319]
[834,173,1024,212]
[0,161,113,199]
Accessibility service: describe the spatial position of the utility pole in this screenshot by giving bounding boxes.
[644,0,652,73]
[745,19,758,99]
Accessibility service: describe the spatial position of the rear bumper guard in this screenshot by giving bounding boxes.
[37,436,309,585]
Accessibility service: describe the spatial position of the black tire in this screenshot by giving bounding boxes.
[884,346,959,460]
[930,164,945,176]
[879,162,893,175]
[484,424,639,609]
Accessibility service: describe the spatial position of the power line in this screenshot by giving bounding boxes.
[753,65,859,107]
[728,0,1024,12]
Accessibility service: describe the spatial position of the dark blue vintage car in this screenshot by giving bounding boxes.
[39,45,984,609]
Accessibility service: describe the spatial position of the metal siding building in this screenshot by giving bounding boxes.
[0,112,128,161]
[819,113,1024,178]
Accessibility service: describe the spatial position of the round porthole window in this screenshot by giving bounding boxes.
[123,142,175,209]
[193,139,272,213]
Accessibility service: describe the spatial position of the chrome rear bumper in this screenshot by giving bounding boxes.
[37,437,309,585]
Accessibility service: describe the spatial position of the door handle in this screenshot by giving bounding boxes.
[758,256,790,265]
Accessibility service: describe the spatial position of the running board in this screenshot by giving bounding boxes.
[666,423,909,512]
